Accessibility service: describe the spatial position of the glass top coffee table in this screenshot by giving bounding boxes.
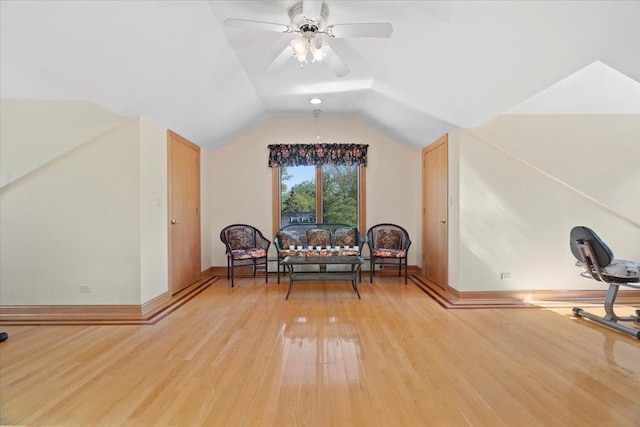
[282,256,364,299]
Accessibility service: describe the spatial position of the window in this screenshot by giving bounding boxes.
[268,143,368,234]
[281,165,316,225]
[320,164,358,225]
[280,164,360,227]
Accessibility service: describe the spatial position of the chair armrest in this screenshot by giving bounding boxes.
[256,233,271,251]
[273,236,283,251]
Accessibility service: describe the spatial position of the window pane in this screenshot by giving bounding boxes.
[322,164,358,226]
[280,166,316,225]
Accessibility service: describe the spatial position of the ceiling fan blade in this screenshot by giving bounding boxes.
[328,23,393,38]
[224,18,290,33]
[302,0,323,23]
[264,45,294,73]
[322,42,350,78]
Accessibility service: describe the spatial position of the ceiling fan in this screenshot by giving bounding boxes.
[224,0,393,77]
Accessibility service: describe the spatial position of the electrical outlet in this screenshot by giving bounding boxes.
[500,273,511,280]
[79,284,92,293]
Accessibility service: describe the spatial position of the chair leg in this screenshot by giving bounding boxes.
[265,258,269,283]
[230,261,234,287]
[370,258,374,283]
[404,259,408,284]
[227,257,230,279]
[277,258,281,284]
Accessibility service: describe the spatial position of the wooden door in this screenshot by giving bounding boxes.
[168,130,201,295]
[422,135,448,290]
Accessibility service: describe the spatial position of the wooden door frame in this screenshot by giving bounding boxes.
[167,129,201,295]
[422,134,448,291]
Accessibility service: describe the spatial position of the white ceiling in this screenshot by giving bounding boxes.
[1,1,639,152]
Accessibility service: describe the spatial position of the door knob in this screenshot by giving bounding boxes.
[440,219,446,223]
[171,219,179,224]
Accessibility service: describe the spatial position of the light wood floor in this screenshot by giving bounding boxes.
[1,277,639,426]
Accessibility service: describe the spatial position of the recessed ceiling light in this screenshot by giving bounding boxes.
[309,98,322,105]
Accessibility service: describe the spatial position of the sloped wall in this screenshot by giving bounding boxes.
[1,118,141,304]
[0,102,168,305]
[449,115,640,292]
[0,100,127,187]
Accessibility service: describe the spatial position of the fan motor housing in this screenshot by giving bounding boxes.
[289,2,328,31]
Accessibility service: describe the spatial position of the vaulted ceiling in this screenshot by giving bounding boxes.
[1,1,639,152]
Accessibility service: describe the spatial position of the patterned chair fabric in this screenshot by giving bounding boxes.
[225,228,253,249]
[576,259,640,281]
[231,248,268,260]
[277,230,302,248]
[366,223,411,284]
[375,228,403,249]
[371,248,406,258]
[220,224,271,287]
[307,229,332,247]
[335,227,358,248]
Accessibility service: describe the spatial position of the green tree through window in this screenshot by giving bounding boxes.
[280,165,358,226]
[322,165,357,225]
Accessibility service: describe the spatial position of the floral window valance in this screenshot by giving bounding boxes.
[268,143,368,167]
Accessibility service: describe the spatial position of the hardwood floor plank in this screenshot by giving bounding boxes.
[1,277,639,426]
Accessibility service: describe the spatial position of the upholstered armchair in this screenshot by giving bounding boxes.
[366,223,411,284]
[220,224,271,287]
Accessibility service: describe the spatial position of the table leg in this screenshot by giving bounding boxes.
[352,264,361,299]
[285,265,294,299]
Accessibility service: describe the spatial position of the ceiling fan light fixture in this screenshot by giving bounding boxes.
[226,1,392,77]
[310,37,326,62]
[290,37,309,62]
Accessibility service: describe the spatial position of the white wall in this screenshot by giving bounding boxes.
[200,148,214,271]
[0,100,126,187]
[139,117,169,303]
[450,114,640,292]
[0,102,169,305]
[11,102,632,302]
[206,120,421,268]
[1,117,142,305]
[447,133,461,290]
[471,115,640,221]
